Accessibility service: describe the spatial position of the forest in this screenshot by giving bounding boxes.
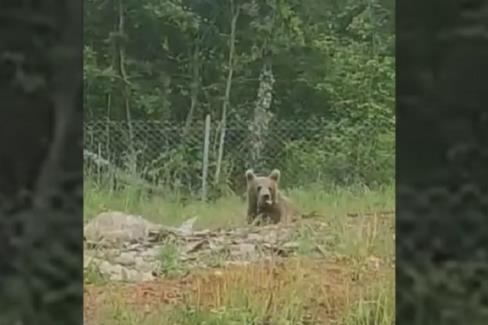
[83,0,395,197]
[83,1,395,323]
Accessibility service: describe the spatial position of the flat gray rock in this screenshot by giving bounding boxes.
[84,211,159,245]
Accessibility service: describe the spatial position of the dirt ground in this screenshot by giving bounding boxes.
[85,258,391,324]
[83,213,394,324]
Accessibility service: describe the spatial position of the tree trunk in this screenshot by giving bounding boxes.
[249,62,275,171]
[184,40,200,137]
[214,0,240,184]
[115,0,135,162]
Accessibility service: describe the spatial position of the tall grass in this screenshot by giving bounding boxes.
[84,171,395,325]
[89,256,395,325]
[84,177,394,229]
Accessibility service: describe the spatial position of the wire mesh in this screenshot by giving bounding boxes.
[84,117,340,193]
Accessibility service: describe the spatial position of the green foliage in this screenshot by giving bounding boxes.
[85,185,395,324]
[84,263,107,285]
[282,121,394,187]
[145,146,203,192]
[157,242,185,276]
[84,0,395,191]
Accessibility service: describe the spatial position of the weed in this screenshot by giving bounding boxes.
[84,263,107,285]
[84,180,395,325]
[157,242,184,277]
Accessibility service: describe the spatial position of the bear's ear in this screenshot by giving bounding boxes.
[269,169,281,182]
[245,169,255,182]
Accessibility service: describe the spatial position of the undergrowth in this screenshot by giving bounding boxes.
[83,178,394,229]
[84,177,395,324]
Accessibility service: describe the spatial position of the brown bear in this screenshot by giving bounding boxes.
[245,168,297,225]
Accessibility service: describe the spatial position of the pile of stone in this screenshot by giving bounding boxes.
[84,211,329,282]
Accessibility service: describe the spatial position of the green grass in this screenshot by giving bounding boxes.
[84,178,395,325]
[84,179,394,230]
[101,305,267,325]
[342,276,395,325]
[90,254,395,325]
[157,242,185,276]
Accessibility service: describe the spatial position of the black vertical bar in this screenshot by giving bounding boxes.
[0,2,83,324]
[397,0,488,323]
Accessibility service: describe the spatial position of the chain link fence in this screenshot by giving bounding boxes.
[84,118,391,196]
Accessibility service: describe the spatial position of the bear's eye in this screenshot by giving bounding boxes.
[257,186,262,191]
[268,187,272,192]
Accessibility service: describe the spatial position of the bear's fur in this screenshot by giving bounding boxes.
[245,168,297,225]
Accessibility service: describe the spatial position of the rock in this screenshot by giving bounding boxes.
[224,261,250,267]
[230,243,256,259]
[177,217,198,236]
[282,241,300,250]
[134,256,158,273]
[263,230,278,243]
[84,211,158,246]
[184,239,208,254]
[95,259,156,282]
[367,256,381,271]
[98,261,124,280]
[141,246,162,258]
[84,218,346,283]
[239,243,256,254]
[193,229,211,237]
[113,252,136,267]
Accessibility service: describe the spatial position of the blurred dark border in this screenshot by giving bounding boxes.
[0,2,83,325]
[397,0,488,323]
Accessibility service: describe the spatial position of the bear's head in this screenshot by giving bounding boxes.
[245,169,281,210]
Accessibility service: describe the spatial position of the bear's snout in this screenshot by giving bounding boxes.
[262,193,271,204]
[258,191,273,207]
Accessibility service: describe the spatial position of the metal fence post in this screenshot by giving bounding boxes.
[201,114,211,201]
